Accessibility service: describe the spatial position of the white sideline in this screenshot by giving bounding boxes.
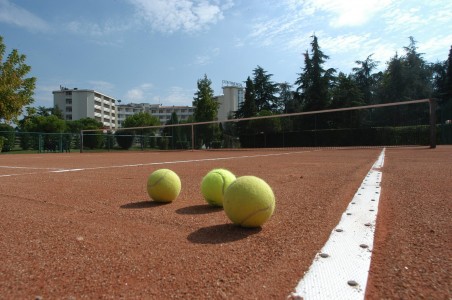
[290,148,385,299]
[0,150,316,177]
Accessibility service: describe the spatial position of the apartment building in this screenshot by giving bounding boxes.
[117,103,194,127]
[53,87,118,129]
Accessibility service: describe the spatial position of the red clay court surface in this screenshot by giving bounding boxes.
[0,147,450,299]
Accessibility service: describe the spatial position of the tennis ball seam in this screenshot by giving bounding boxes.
[239,206,271,226]
[212,171,228,195]
[148,170,169,188]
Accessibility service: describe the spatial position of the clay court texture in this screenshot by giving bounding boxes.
[0,146,450,299]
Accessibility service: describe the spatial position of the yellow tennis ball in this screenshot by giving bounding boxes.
[223,176,275,228]
[201,168,236,207]
[147,169,181,202]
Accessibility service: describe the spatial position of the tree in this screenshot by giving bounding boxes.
[164,112,184,149]
[278,82,296,113]
[23,114,67,151]
[122,111,160,128]
[66,118,104,150]
[403,37,434,100]
[0,123,15,151]
[192,74,219,148]
[120,111,160,149]
[445,45,452,101]
[377,37,434,103]
[193,74,218,122]
[295,35,335,111]
[0,36,36,122]
[252,66,279,112]
[352,54,379,104]
[236,76,257,119]
[329,72,365,128]
[330,72,364,109]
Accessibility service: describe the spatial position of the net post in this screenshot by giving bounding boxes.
[429,98,437,149]
[80,130,84,153]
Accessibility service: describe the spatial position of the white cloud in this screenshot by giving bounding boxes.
[125,83,154,101]
[193,47,220,65]
[0,0,49,32]
[419,34,452,62]
[66,20,133,40]
[88,81,115,94]
[128,0,233,33]
[287,0,393,27]
[154,86,193,106]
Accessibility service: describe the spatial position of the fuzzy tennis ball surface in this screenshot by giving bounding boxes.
[147,169,181,202]
[201,168,236,207]
[223,176,275,228]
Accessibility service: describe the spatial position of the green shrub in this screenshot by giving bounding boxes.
[0,124,16,151]
[115,130,135,150]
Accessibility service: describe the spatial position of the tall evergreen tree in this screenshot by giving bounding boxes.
[377,52,406,103]
[403,37,433,100]
[252,66,279,112]
[446,45,452,101]
[192,74,219,148]
[193,74,218,122]
[278,82,294,113]
[377,37,434,103]
[295,35,335,111]
[352,54,379,104]
[236,76,257,118]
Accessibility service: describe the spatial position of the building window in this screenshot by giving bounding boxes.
[151,110,156,113]
[66,107,72,112]
[65,115,72,120]
[66,99,72,105]
[65,91,72,96]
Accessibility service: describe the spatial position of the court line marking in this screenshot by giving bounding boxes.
[290,148,385,299]
[0,150,317,177]
[0,165,63,170]
[50,150,318,173]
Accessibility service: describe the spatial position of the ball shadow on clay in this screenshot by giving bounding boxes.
[176,204,223,215]
[187,223,262,244]
[120,200,171,209]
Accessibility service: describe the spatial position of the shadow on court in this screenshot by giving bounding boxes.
[187,223,262,244]
[175,204,223,215]
[120,200,170,209]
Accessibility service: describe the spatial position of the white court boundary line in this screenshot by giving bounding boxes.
[0,165,62,170]
[290,148,385,300]
[0,150,316,177]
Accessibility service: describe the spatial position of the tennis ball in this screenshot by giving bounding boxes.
[201,168,236,207]
[223,176,275,228]
[147,169,181,202]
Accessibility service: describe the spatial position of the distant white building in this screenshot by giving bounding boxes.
[117,103,194,127]
[53,87,118,129]
[53,81,242,130]
[215,80,244,121]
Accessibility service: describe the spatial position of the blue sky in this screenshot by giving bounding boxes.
[1,0,451,108]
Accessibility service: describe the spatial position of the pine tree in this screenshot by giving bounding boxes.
[352,54,379,105]
[446,45,452,100]
[295,35,335,111]
[236,76,257,118]
[252,66,279,112]
[192,74,219,148]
